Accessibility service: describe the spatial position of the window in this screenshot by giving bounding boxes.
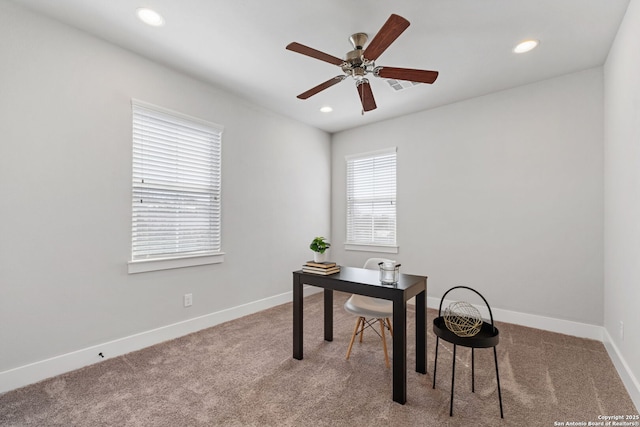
[128,100,223,273]
[345,147,398,253]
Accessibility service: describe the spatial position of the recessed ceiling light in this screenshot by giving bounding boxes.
[513,39,539,54]
[136,8,165,27]
[320,106,333,113]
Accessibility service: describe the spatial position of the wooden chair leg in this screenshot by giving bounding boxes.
[359,317,365,342]
[386,317,393,337]
[379,319,390,368]
[346,317,362,360]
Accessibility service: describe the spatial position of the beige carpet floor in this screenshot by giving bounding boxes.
[0,291,637,426]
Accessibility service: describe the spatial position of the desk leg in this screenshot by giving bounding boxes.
[293,275,303,360]
[324,289,333,342]
[392,299,407,404]
[416,289,427,374]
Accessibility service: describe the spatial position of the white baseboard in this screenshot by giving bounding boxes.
[2,286,638,411]
[0,285,321,394]
[602,330,640,412]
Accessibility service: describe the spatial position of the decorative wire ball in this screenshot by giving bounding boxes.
[443,301,483,337]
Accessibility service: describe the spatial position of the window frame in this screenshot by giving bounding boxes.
[345,147,398,254]
[128,99,224,274]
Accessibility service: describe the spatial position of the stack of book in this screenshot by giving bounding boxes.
[302,261,340,275]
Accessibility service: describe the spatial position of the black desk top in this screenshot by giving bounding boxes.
[294,266,426,300]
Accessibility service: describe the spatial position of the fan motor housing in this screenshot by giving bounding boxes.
[351,66,366,77]
[345,49,364,66]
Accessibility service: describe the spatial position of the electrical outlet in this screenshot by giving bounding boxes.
[619,321,624,341]
[184,293,193,307]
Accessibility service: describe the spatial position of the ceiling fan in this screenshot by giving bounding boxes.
[286,14,439,113]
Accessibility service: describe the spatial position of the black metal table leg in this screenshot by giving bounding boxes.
[450,344,456,416]
[293,275,303,360]
[494,347,504,418]
[392,298,407,404]
[433,336,439,389]
[472,347,475,392]
[324,289,333,342]
[416,290,427,374]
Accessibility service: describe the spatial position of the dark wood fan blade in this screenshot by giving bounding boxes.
[297,75,346,99]
[356,79,377,112]
[363,14,410,61]
[286,42,344,66]
[376,67,439,84]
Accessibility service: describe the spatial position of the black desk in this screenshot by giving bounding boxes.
[293,266,427,404]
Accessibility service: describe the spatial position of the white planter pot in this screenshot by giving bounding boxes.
[313,251,327,263]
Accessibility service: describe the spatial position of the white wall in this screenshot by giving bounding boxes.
[0,1,330,384]
[604,0,640,406]
[332,68,604,326]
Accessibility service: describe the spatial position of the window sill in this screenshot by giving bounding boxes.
[128,253,225,274]
[344,243,398,254]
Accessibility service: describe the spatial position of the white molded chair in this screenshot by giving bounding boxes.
[344,258,394,368]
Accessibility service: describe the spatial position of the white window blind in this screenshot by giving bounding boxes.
[346,148,397,247]
[131,100,223,263]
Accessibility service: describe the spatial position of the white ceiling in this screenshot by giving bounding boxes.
[12,0,630,133]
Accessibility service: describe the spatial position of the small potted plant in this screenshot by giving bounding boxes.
[310,236,331,262]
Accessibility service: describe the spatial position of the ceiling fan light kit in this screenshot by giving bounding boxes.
[286,14,439,114]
